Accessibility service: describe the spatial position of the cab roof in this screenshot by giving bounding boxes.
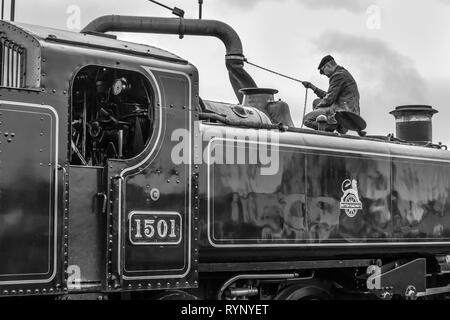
[12,21,187,64]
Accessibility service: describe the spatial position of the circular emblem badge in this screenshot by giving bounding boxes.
[340,179,363,218]
[150,188,160,201]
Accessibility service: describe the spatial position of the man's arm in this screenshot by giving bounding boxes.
[315,73,344,108]
[302,82,326,98]
[313,87,327,99]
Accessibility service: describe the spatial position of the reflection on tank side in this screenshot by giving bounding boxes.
[307,152,391,242]
[208,147,450,245]
[210,150,308,243]
[392,160,450,239]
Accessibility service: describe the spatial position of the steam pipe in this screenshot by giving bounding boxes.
[81,15,257,102]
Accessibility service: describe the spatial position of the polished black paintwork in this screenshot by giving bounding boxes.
[198,124,450,261]
[68,166,105,290]
[0,102,57,282]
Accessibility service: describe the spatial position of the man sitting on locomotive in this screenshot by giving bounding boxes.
[302,55,360,134]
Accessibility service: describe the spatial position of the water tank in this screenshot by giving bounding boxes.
[390,105,438,145]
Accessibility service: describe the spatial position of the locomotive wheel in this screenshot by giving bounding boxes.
[275,281,332,300]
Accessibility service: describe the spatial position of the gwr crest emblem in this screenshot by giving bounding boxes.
[340,179,362,218]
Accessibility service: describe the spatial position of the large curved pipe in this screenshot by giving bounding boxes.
[81,15,257,102]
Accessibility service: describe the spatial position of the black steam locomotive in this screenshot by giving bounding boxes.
[0,14,450,300]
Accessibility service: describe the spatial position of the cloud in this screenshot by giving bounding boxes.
[214,0,373,12]
[313,32,429,135]
[300,0,374,13]
[213,0,288,9]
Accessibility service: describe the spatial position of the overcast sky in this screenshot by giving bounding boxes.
[11,0,450,143]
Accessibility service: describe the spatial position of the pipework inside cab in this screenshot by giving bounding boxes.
[70,66,154,166]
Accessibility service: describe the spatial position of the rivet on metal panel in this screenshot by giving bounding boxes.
[11,290,16,294]
[26,290,31,294]
[3,290,7,295]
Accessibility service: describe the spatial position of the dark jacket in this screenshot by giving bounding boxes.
[314,66,360,114]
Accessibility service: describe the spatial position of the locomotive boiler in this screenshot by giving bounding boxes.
[0,14,450,300]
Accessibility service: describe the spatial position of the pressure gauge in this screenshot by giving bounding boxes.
[112,78,128,96]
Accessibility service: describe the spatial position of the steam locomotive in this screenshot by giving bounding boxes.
[1,14,450,300]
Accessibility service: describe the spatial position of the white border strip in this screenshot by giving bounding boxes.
[207,137,450,248]
[0,100,58,285]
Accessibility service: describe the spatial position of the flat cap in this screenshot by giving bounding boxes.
[318,55,335,70]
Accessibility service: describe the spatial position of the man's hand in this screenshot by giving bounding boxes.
[302,81,316,90]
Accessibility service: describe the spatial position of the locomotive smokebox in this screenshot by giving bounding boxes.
[390,105,438,145]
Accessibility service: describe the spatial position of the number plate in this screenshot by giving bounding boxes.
[129,211,182,245]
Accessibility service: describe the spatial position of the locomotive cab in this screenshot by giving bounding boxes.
[0,20,198,297]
